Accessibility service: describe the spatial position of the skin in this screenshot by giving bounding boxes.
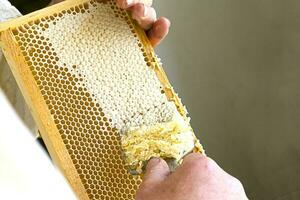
[137,153,249,200]
[50,0,170,47]
[50,1,248,199]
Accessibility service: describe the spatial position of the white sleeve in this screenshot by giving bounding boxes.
[0,3,74,198]
[0,0,22,22]
[0,0,37,136]
[0,92,76,200]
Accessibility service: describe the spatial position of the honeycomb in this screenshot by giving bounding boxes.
[0,0,203,199]
[39,3,178,133]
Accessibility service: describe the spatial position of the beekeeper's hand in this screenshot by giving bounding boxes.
[136,153,248,200]
[50,0,170,47]
[116,0,170,47]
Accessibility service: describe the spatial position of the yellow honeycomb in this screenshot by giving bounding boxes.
[0,0,203,199]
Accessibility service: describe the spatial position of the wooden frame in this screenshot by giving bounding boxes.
[0,0,194,199]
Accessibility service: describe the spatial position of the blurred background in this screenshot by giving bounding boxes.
[155,1,300,200]
[7,0,300,199]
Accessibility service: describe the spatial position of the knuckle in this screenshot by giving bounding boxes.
[232,178,244,190]
[148,6,156,13]
[202,157,218,172]
[227,175,246,195]
[135,2,145,10]
[185,154,217,174]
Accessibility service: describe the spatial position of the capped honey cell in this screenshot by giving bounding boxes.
[0,0,204,199]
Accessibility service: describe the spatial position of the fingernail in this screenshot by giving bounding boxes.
[146,158,161,170]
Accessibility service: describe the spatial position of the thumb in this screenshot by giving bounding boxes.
[142,158,170,186]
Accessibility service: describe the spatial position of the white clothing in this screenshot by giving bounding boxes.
[0,0,36,135]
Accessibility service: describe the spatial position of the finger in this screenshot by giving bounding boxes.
[182,153,207,164]
[166,153,212,184]
[181,153,223,178]
[142,158,170,185]
[148,17,170,47]
[173,153,208,175]
[117,0,153,9]
[182,153,216,170]
[131,3,156,30]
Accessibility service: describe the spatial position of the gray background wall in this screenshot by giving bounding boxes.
[155,1,300,199]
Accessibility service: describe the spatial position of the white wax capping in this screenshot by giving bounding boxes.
[34,2,178,133]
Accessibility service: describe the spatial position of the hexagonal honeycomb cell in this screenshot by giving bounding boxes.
[0,0,203,199]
